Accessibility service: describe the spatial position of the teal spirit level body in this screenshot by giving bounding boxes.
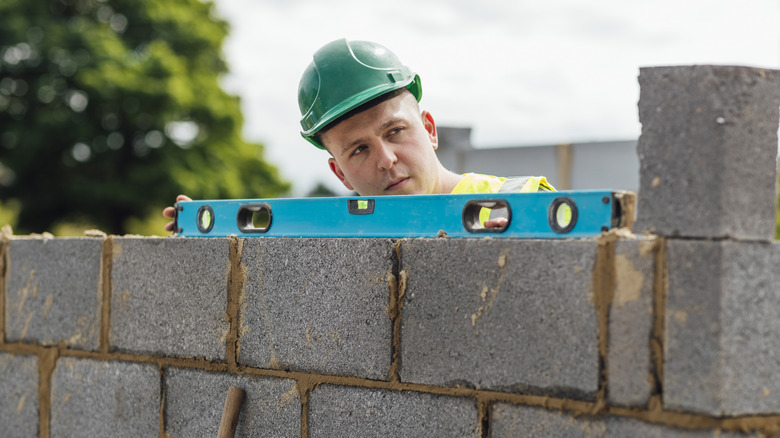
[173,191,633,239]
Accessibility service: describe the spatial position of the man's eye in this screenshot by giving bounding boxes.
[388,127,403,136]
[351,145,367,156]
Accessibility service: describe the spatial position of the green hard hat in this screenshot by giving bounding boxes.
[298,38,422,149]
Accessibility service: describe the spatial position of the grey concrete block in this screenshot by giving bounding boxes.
[0,353,38,438]
[308,384,478,438]
[399,239,599,398]
[50,357,159,437]
[490,403,755,437]
[635,65,780,240]
[239,238,394,379]
[665,240,780,415]
[165,367,299,437]
[6,238,103,349]
[607,239,656,406]
[111,237,230,360]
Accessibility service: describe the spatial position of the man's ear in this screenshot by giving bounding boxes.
[421,110,438,150]
[328,158,354,191]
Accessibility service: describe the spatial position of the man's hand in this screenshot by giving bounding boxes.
[483,217,508,229]
[162,194,192,233]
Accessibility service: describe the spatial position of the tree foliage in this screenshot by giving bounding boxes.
[0,0,289,234]
[306,182,338,198]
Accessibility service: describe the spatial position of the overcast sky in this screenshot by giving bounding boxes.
[211,0,780,196]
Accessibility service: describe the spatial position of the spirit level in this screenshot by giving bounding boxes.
[173,191,634,239]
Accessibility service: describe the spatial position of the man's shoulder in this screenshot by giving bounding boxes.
[451,173,506,194]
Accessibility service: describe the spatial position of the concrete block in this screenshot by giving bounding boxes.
[239,238,394,380]
[5,238,103,349]
[50,357,159,437]
[308,384,478,437]
[607,239,657,406]
[0,353,38,438]
[635,65,780,240]
[111,237,230,360]
[165,367,299,437]
[490,403,756,437]
[399,239,599,399]
[665,240,780,415]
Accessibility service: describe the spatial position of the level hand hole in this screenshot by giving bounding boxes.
[237,204,272,233]
[462,199,511,233]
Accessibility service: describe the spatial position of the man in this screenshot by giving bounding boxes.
[163,39,552,231]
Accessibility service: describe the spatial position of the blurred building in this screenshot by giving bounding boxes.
[437,127,639,192]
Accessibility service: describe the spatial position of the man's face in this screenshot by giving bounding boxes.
[321,92,440,196]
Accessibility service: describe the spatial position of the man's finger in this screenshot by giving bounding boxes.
[484,217,509,228]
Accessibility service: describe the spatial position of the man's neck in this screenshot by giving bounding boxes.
[436,168,465,194]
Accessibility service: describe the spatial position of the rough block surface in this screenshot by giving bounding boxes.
[308,384,478,437]
[50,357,159,437]
[0,353,38,438]
[665,240,780,415]
[239,238,394,379]
[399,239,599,398]
[6,238,103,349]
[490,403,756,437]
[608,239,656,406]
[165,367,299,437]
[111,237,230,359]
[635,65,780,239]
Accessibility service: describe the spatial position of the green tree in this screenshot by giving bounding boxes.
[0,0,288,234]
[306,182,337,198]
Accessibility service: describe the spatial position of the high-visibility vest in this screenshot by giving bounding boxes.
[451,173,556,225]
[451,173,555,195]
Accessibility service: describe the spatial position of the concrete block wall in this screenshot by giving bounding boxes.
[0,64,778,437]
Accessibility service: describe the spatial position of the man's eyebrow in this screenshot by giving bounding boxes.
[340,117,404,154]
[342,136,368,154]
[377,117,403,134]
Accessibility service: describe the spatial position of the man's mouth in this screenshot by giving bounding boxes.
[385,177,410,192]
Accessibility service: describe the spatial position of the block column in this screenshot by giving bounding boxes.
[635,65,780,239]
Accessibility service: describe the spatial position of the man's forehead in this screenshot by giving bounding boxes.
[322,93,418,150]
[342,92,414,126]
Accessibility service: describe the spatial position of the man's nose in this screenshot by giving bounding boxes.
[376,142,397,170]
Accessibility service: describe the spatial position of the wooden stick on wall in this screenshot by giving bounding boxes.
[218,386,246,438]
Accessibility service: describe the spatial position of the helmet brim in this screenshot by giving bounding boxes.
[301,75,422,150]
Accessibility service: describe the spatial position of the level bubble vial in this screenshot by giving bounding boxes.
[548,197,578,233]
[196,205,215,233]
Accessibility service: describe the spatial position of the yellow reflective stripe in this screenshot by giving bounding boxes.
[538,177,556,192]
[519,176,556,193]
[520,178,539,192]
